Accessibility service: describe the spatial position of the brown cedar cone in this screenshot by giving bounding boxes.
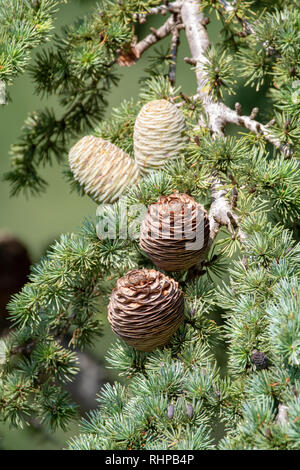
[250,349,269,370]
[139,193,210,272]
[107,268,184,352]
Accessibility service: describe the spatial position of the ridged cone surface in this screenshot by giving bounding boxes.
[140,193,210,271]
[107,268,184,352]
[134,99,188,173]
[250,350,269,370]
[69,135,140,204]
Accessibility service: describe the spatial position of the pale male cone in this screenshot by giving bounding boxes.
[134,99,188,173]
[69,136,140,204]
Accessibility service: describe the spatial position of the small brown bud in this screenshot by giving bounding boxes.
[250,107,259,120]
[250,350,269,370]
[194,135,201,146]
[265,428,273,439]
[201,17,210,27]
[235,102,242,115]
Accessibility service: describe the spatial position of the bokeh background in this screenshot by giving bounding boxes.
[0,0,267,449]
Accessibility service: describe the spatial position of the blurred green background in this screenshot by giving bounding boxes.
[0,0,267,449]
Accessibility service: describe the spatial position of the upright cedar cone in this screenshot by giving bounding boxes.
[139,193,210,271]
[134,99,188,173]
[69,136,140,204]
[107,268,184,352]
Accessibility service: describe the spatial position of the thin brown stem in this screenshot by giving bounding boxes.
[169,15,180,85]
[133,15,177,59]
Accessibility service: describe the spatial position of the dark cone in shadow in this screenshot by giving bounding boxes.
[0,232,31,333]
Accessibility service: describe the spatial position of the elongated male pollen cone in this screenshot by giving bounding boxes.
[69,136,140,204]
[134,99,188,173]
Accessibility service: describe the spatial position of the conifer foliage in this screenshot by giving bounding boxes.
[0,0,300,450]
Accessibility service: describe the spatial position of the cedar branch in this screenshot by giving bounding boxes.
[181,0,250,247]
[133,15,183,59]
[181,0,292,157]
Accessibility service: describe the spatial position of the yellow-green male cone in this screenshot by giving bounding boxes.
[134,99,188,173]
[69,136,140,204]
